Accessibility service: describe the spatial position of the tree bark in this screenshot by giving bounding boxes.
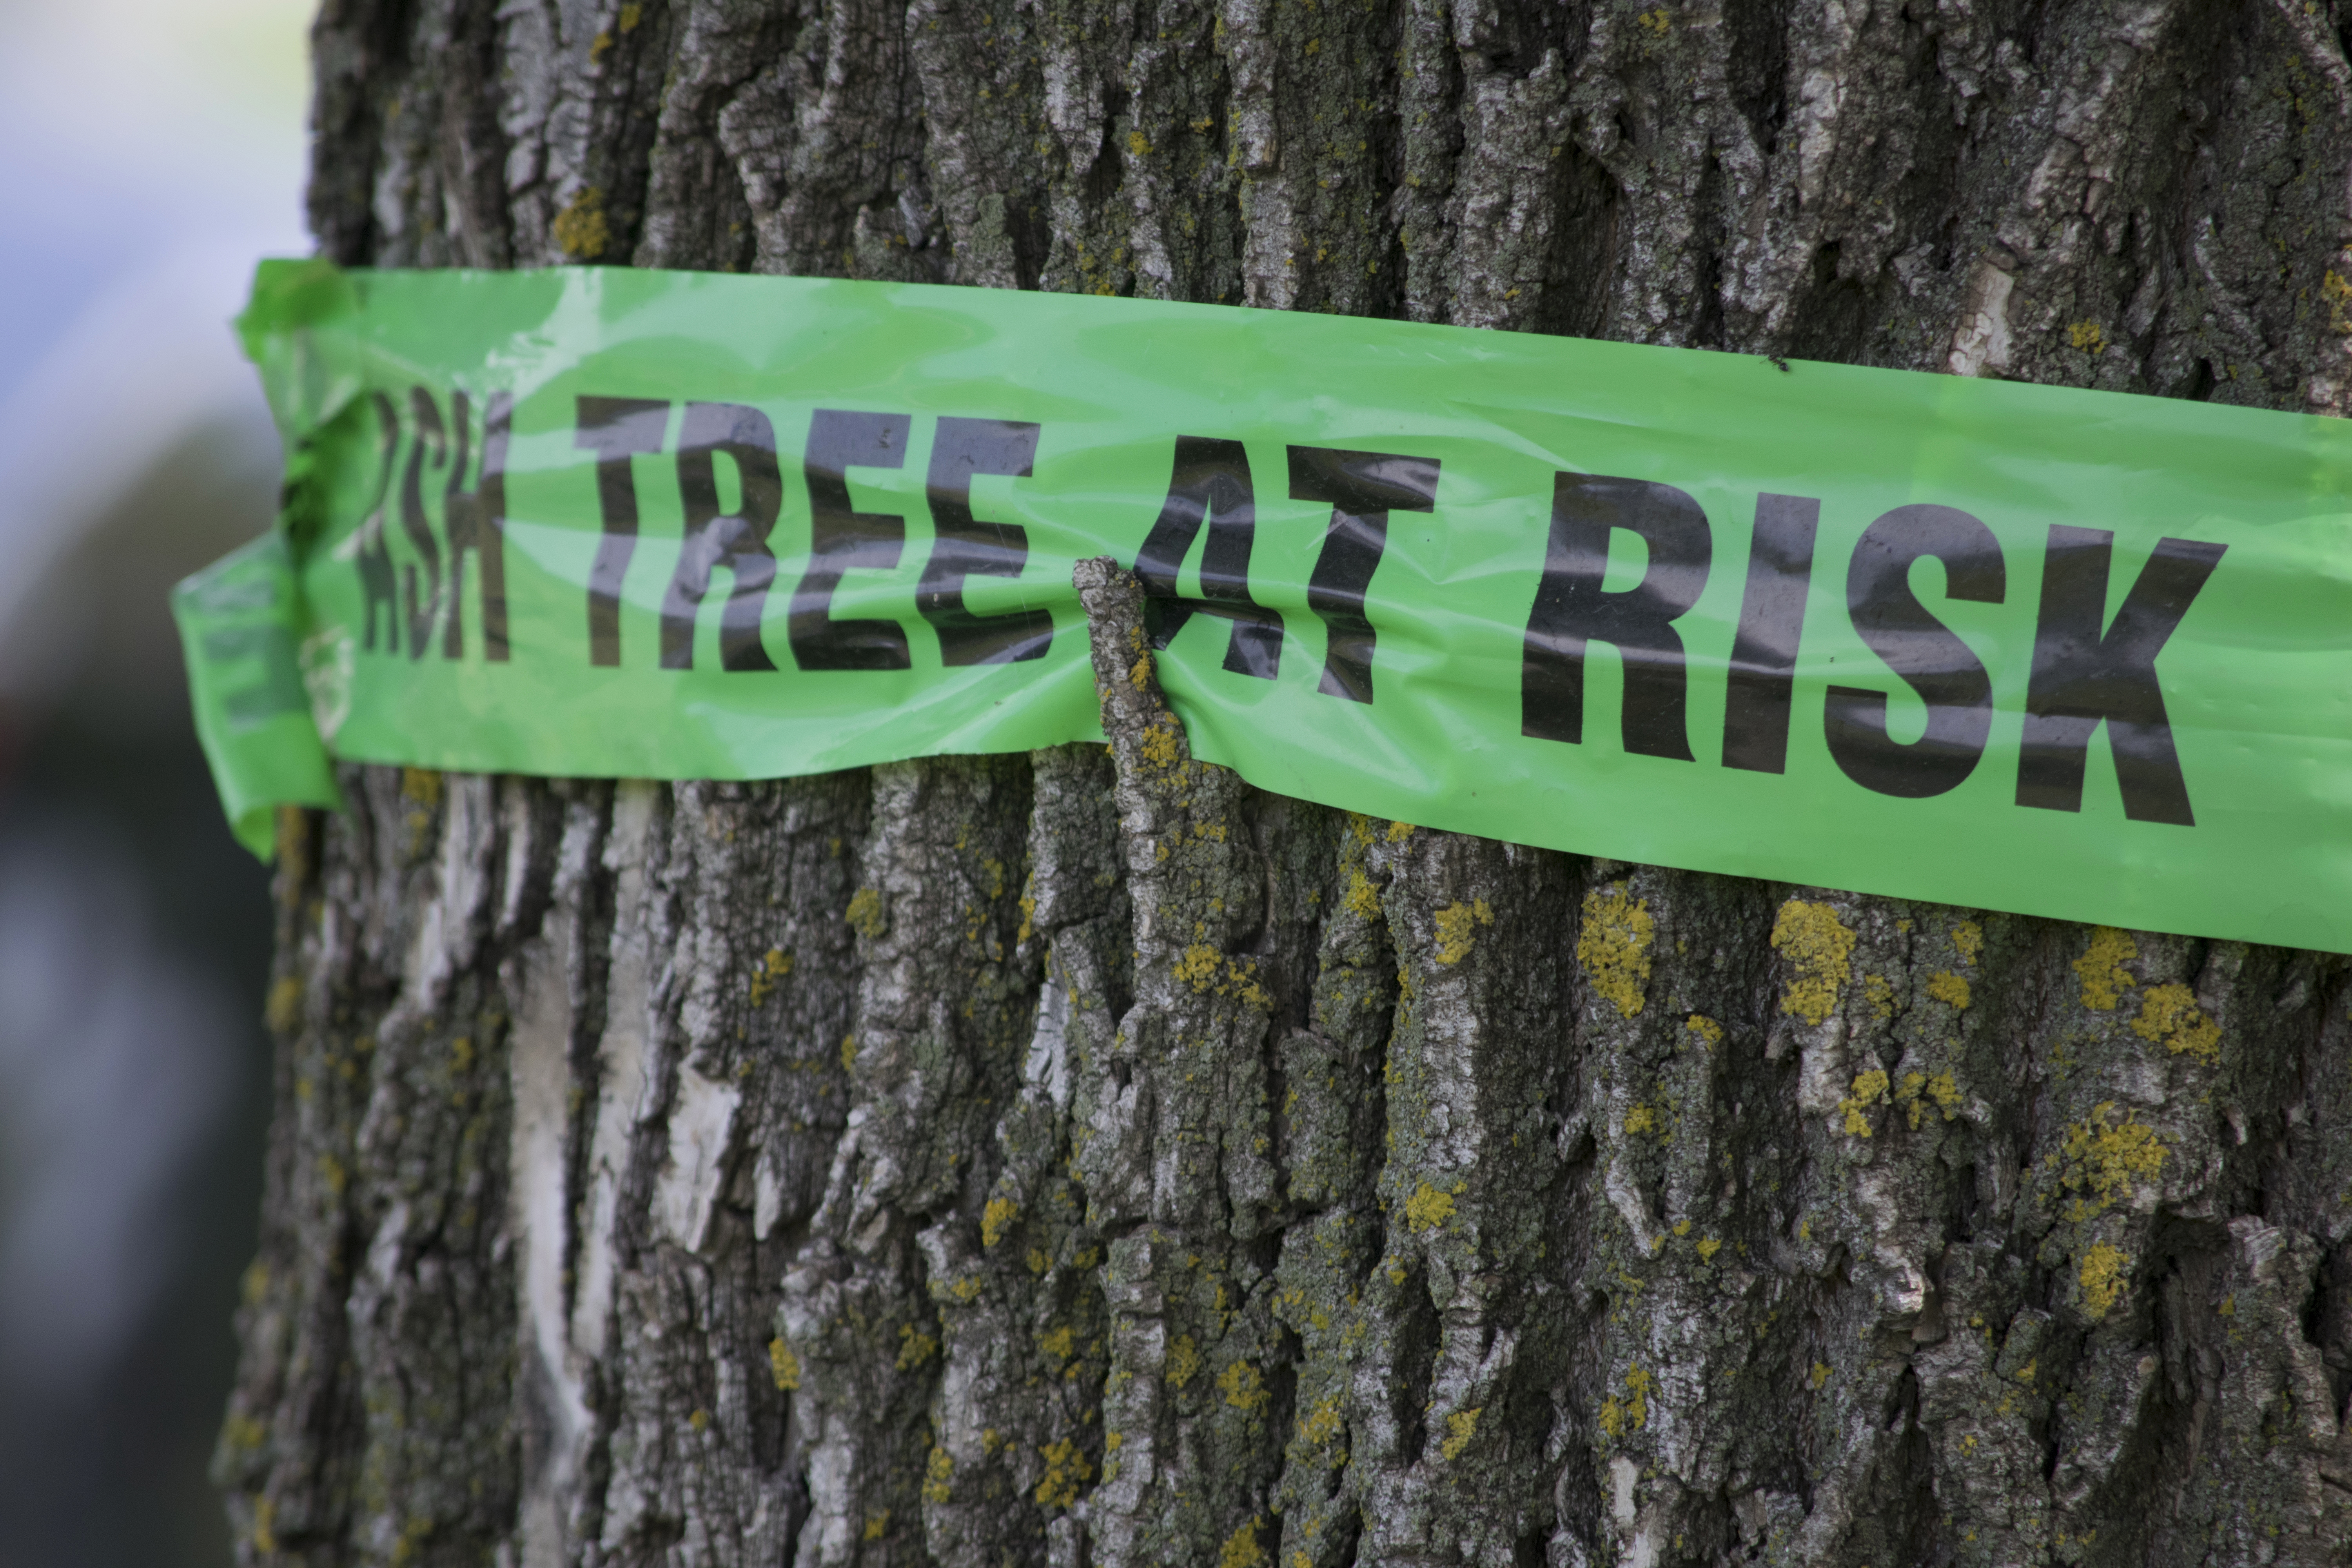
[220,0,2352,1563]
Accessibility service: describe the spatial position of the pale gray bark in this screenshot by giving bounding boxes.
[221,1,2352,1563]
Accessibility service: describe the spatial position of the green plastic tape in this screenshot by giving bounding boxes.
[173,529,341,857]
[183,257,2352,951]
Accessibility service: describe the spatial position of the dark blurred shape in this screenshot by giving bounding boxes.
[0,0,312,1557]
[0,413,281,1568]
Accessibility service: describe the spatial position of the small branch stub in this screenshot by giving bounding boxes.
[1072,555,1193,777]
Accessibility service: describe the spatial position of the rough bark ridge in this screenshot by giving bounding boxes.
[223,0,2352,1563]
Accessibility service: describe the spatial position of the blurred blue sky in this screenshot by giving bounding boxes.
[0,0,310,392]
[0,6,317,1563]
[0,0,317,709]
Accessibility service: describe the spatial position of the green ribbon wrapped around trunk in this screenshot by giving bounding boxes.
[181,257,2352,950]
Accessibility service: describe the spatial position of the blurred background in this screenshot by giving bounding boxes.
[0,0,314,1562]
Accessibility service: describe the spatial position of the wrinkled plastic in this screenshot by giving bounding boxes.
[179,258,2352,951]
[172,529,341,855]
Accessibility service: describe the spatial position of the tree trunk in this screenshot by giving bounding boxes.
[220,0,2352,1563]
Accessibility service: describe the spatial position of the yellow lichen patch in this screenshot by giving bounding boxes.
[617,2,642,31]
[1165,945,1274,1009]
[400,767,443,806]
[1926,971,1971,1010]
[895,1322,938,1371]
[1771,900,1856,1025]
[1221,1517,1267,1568]
[1017,893,1036,945]
[2313,276,2352,366]
[252,1496,278,1555]
[221,1412,267,1455]
[1219,1359,1270,1412]
[1896,1070,1959,1130]
[552,186,610,260]
[688,1408,709,1431]
[1696,1236,1722,1262]
[846,887,887,938]
[1295,1398,1344,1449]
[2131,983,2220,1065]
[864,1511,889,1542]
[1386,820,1416,841]
[2067,319,2106,354]
[1035,1439,1091,1509]
[1598,1365,1653,1439]
[2327,268,2352,335]
[1623,1103,1660,1136]
[982,1196,1019,1248]
[840,1033,858,1071]
[2059,1103,2167,1218]
[1038,1325,1076,1365]
[1439,1407,1481,1459]
[1953,920,1984,965]
[1809,1361,1832,1390]
[2078,1241,2131,1319]
[1404,1181,1457,1232]
[1138,717,1182,769]
[1175,943,1222,990]
[265,975,304,1034]
[2074,927,2138,1010]
[1861,972,1895,1022]
[1896,1072,1928,1130]
[1222,956,1275,1010]
[1432,898,1494,965]
[1579,887,1655,1018]
[748,947,793,1007]
[1686,1014,1723,1049]
[1344,867,1382,919]
[1026,1247,1050,1276]
[769,1337,801,1390]
[1128,652,1153,689]
[922,1444,953,1504]
[1837,1069,1890,1137]
[1167,1334,1201,1390]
